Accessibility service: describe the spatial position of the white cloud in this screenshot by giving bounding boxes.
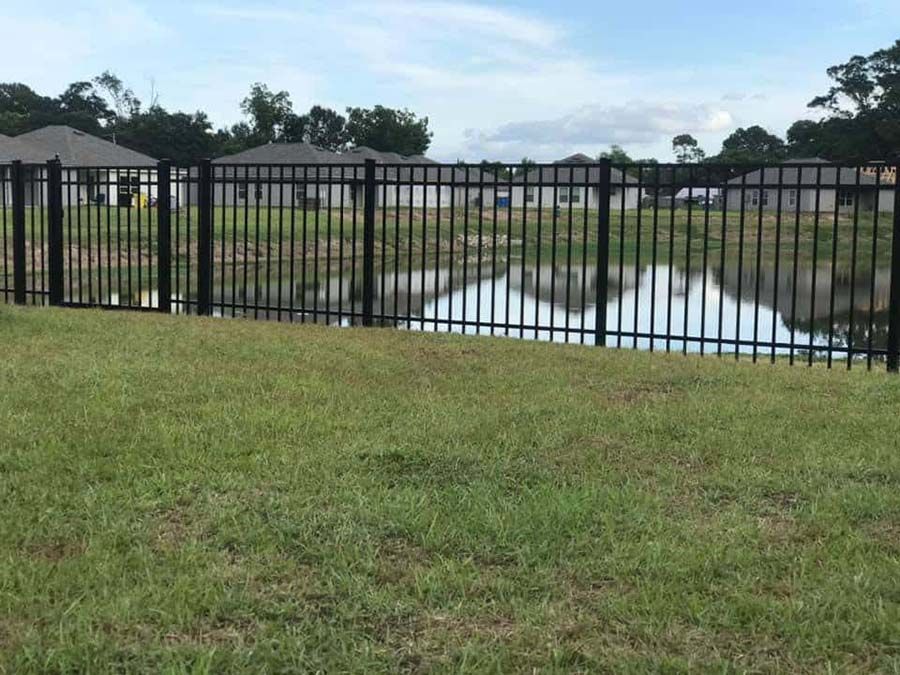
[464,102,734,161]
[0,1,170,96]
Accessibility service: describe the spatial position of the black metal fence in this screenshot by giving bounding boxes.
[2,157,899,371]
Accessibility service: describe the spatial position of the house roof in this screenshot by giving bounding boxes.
[727,159,880,187]
[212,142,484,184]
[12,125,156,166]
[213,141,334,165]
[512,153,637,186]
[0,133,54,163]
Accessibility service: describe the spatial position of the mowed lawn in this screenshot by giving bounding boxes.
[1,307,899,673]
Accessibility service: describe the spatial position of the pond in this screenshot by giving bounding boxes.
[158,256,891,358]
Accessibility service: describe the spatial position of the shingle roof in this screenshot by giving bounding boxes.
[727,159,880,187]
[0,133,53,163]
[13,125,156,166]
[212,143,484,184]
[213,142,333,165]
[512,154,637,186]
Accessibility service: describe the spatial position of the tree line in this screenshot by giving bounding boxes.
[0,41,896,168]
[0,75,432,165]
[604,40,899,168]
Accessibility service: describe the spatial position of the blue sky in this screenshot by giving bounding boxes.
[2,0,897,161]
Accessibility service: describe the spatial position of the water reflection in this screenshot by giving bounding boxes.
[60,257,892,357]
[203,258,890,356]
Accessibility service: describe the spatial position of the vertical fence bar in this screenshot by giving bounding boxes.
[594,158,612,346]
[887,165,900,373]
[47,160,64,306]
[11,161,26,305]
[362,158,376,327]
[157,160,171,313]
[197,158,213,316]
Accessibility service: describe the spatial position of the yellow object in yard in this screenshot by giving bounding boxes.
[137,193,149,208]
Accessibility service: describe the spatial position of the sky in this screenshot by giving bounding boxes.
[1,0,897,162]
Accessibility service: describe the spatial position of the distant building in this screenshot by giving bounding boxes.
[0,125,176,208]
[207,142,485,209]
[510,154,641,212]
[724,159,895,214]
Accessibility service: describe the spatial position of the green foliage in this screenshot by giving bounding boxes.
[113,107,218,165]
[599,144,633,163]
[284,105,348,151]
[713,125,786,163]
[345,105,432,155]
[238,82,293,144]
[792,39,900,160]
[92,70,140,119]
[671,134,705,163]
[0,82,109,136]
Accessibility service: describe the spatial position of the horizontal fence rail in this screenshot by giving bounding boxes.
[2,158,899,371]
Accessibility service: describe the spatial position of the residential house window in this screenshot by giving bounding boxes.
[559,187,580,203]
[749,190,759,207]
[237,184,263,201]
[838,191,853,207]
[525,186,535,203]
[761,190,769,207]
[787,190,797,207]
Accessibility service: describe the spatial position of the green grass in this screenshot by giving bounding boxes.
[1,306,900,673]
[2,205,894,276]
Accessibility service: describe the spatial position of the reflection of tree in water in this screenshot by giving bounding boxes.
[155,252,897,355]
[715,260,891,353]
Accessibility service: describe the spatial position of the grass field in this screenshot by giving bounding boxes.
[1,306,900,672]
[1,205,894,275]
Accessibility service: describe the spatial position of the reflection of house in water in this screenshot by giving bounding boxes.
[505,263,641,312]
[205,254,892,350]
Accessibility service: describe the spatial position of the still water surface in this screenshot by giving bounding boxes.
[116,257,890,357]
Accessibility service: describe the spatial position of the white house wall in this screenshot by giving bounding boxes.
[509,185,639,211]
[725,187,894,213]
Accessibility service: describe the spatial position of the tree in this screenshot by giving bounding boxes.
[113,107,217,164]
[0,80,116,136]
[809,40,900,116]
[599,144,633,163]
[798,39,900,160]
[57,82,114,125]
[0,83,56,135]
[240,83,293,143]
[284,105,348,150]
[92,71,140,119]
[714,126,786,163]
[671,134,705,163]
[345,106,432,155]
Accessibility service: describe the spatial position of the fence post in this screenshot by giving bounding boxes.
[11,161,26,305]
[594,158,612,346]
[197,159,212,316]
[362,158,376,327]
[887,163,900,373]
[46,159,64,306]
[157,159,172,314]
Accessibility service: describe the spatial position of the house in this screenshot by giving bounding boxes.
[724,158,895,214]
[208,142,484,209]
[0,125,172,208]
[510,154,640,211]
